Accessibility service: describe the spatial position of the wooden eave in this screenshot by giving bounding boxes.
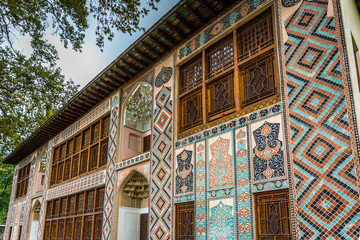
[3,0,237,164]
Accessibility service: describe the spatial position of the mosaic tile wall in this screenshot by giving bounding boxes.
[102,92,120,240]
[174,111,288,240]
[46,170,105,200]
[149,53,175,240]
[280,0,360,238]
[150,86,174,240]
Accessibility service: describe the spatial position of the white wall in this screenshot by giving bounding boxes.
[117,207,148,240]
[340,0,360,132]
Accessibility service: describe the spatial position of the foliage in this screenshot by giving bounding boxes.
[0,0,160,225]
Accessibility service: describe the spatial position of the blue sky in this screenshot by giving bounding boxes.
[16,0,179,88]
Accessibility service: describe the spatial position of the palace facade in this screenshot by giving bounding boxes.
[3,0,360,239]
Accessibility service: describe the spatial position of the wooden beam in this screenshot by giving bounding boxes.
[157,29,177,46]
[198,0,215,16]
[175,12,194,32]
[95,82,113,93]
[142,43,161,58]
[148,35,168,52]
[127,55,146,69]
[133,48,153,63]
[120,60,139,74]
[165,21,185,39]
[185,4,205,25]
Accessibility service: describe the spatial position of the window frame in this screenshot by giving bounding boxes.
[255,190,292,240]
[49,114,110,187]
[15,163,31,199]
[43,186,104,240]
[177,6,280,136]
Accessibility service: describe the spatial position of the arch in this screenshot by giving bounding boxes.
[117,169,150,239]
[28,200,41,240]
[120,82,153,161]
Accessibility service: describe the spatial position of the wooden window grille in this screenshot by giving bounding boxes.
[91,122,100,144]
[50,114,109,186]
[65,218,73,240]
[94,214,103,240]
[60,144,66,161]
[206,38,234,79]
[241,52,276,106]
[80,150,88,174]
[83,216,93,240]
[74,135,81,154]
[74,217,82,240]
[207,72,235,118]
[15,163,31,198]
[101,116,110,139]
[8,227,12,240]
[50,221,57,240]
[44,221,51,240]
[63,159,71,181]
[238,9,274,62]
[256,191,292,240]
[180,90,203,131]
[99,140,108,167]
[90,145,99,170]
[57,219,65,240]
[175,202,195,240]
[67,139,74,158]
[57,162,64,183]
[44,187,105,240]
[180,56,202,94]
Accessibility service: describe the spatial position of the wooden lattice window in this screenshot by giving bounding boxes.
[240,52,276,106]
[180,56,202,94]
[15,163,31,198]
[206,37,234,79]
[180,90,203,131]
[50,114,109,186]
[44,186,105,240]
[256,191,292,240]
[207,72,235,118]
[238,9,274,62]
[175,202,195,240]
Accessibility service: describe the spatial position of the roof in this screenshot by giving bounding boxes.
[3,0,237,164]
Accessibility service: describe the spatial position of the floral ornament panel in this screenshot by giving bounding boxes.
[208,131,234,190]
[195,141,206,239]
[209,198,235,240]
[250,114,286,182]
[174,144,195,196]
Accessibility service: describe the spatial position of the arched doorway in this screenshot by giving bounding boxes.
[117,171,149,240]
[121,83,152,161]
[28,200,40,240]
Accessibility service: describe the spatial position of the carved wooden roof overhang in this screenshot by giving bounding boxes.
[3,0,237,164]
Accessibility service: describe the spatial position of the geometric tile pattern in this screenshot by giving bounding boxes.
[252,179,289,193]
[235,127,252,240]
[284,1,360,238]
[178,0,269,61]
[47,170,105,200]
[102,93,119,240]
[36,144,53,240]
[115,151,150,170]
[19,156,36,240]
[175,103,283,149]
[149,87,173,240]
[195,140,206,240]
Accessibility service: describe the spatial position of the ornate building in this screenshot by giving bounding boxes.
[3,0,360,239]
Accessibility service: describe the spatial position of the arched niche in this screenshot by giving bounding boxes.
[117,170,149,240]
[28,200,41,240]
[120,83,153,161]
